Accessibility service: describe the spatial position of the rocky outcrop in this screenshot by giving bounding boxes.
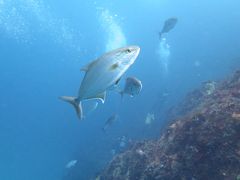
[97,71,240,180]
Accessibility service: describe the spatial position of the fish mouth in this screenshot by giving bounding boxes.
[124,45,140,63]
[114,45,140,66]
[115,45,140,57]
[112,45,139,66]
[127,45,140,55]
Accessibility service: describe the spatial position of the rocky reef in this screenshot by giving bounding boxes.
[97,71,240,180]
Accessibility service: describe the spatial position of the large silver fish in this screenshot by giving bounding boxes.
[159,17,178,39]
[120,77,142,98]
[60,46,140,119]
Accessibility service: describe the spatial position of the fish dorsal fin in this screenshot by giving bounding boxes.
[80,59,98,72]
[87,91,106,104]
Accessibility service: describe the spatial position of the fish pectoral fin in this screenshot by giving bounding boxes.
[93,91,106,104]
[107,78,122,91]
[109,62,120,71]
[115,77,121,85]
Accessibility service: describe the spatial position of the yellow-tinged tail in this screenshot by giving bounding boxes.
[59,96,82,119]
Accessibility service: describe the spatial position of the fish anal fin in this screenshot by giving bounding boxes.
[87,91,106,104]
[96,91,106,103]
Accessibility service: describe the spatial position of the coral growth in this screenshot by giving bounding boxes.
[97,70,240,180]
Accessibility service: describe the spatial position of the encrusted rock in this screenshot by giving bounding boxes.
[98,70,240,180]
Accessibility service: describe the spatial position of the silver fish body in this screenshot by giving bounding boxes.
[121,77,142,97]
[60,46,140,119]
[78,46,140,101]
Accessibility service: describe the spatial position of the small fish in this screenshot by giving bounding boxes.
[60,46,140,119]
[120,77,142,98]
[232,112,240,119]
[111,149,116,155]
[194,60,201,67]
[202,81,216,95]
[145,113,155,125]
[102,114,119,132]
[65,160,77,169]
[159,17,178,39]
[136,149,145,156]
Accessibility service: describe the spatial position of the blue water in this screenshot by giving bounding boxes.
[0,0,240,179]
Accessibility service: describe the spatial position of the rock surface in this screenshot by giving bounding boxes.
[97,71,240,180]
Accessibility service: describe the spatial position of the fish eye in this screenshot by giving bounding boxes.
[126,49,131,53]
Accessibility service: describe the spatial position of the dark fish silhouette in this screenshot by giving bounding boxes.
[102,114,119,132]
[119,77,142,98]
[159,17,178,39]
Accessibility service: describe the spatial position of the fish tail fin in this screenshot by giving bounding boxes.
[59,96,82,119]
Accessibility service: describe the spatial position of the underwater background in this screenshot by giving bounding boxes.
[0,0,240,179]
